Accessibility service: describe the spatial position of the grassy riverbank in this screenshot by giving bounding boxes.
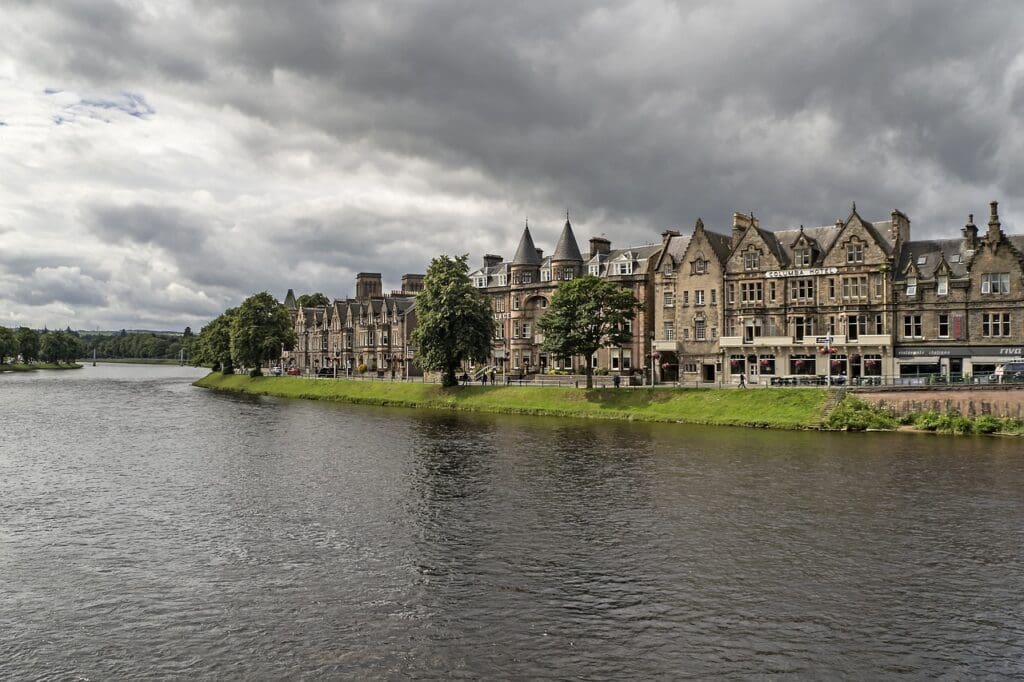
[0,362,83,372]
[194,373,831,429]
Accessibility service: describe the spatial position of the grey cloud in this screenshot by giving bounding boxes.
[13,266,108,307]
[88,203,211,253]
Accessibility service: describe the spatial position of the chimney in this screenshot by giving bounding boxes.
[732,212,756,247]
[890,209,911,246]
[661,229,680,243]
[535,248,544,260]
[589,236,611,259]
[986,200,1004,242]
[400,274,424,294]
[962,214,978,251]
[355,272,383,300]
[483,254,503,269]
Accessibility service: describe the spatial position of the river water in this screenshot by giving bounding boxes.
[1,364,1022,679]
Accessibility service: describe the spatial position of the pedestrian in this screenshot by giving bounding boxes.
[738,373,746,388]
[490,369,496,385]
[613,374,621,389]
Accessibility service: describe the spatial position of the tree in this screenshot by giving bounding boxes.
[295,292,330,308]
[39,331,83,364]
[411,254,494,387]
[17,327,40,363]
[0,327,17,364]
[538,275,642,389]
[183,326,193,338]
[195,308,236,372]
[230,293,296,375]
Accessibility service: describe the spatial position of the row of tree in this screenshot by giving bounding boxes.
[195,259,638,388]
[0,327,84,364]
[79,330,196,360]
[193,292,296,374]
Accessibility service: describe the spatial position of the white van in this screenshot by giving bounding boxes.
[992,360,1024,383]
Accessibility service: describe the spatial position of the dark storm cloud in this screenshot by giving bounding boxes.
[5,0,1024,328]
[12,266,108,307]
[88,203,211,253]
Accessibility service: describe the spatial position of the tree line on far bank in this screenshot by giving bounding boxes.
[0,326,203,365]
[0,327,83,365]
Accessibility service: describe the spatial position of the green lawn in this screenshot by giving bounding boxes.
[194,373,831,430]
[0,362,83,372]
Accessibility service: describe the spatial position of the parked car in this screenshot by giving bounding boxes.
[286,367,301,376]
[270,366,282,376]
[992,360,1024,383]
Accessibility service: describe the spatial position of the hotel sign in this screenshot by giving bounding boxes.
[765,267,838,278]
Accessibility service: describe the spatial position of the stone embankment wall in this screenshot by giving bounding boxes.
[856,387,1024,419]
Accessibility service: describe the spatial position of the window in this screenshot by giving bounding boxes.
[683,362,698,373]
[905,277,917,296]
[540,269,550,282]
[522,272,533,284]
[982,313,1011,337]
[495,298,505,313]
[916,256,927,265]
[790,278,815,302]
[562,268,574,281]
[740,282,763,304]
[513,321,521,338]
[588,264,599,276]
[937,275,949,296]
[938,314,949,338]
[727,284,735,304]
[794,248,811,267]
[903,314,923,338]
[743,319,762,343]
[847,242,864,263]
[981,273,1010,294]
[842,276,868,300]
[512,296,520,310]
[663,322,674,340]
[474,276,486,287]
[623,319,633,334]
[683,328,690,340]
[497,274,507,286]
[522,322,531,338]
[793,316,814,341]
[847,314,867,340]
[617,262,633,276]
[790,354,815,376]
[950,254,961,263]
[695,290,705,305]
[863,354,882,377]
[622,350,632,371]
[692,259,706,274]
[695,319,706,340]
[711,289,717,304]
[770,281,777,302]
[744,249,759,270]
[683,291,689,305]
[663,291,675,307]
[828,278,835,299]
[758,355,776,375]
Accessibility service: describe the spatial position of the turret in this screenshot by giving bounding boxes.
[510,221,542,285]
[551,212,584,280]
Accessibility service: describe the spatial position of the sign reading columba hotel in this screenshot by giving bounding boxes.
[765,267,839,278]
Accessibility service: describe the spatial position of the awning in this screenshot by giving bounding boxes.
[897,356,939,363]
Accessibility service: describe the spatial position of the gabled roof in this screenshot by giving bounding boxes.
[896,239,970,279]
[551,216,583,262]
[511,224,543,266]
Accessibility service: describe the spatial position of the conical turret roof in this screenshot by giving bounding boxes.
[284,288,297,308]
[511,223,542,266]
[552,215,583,262]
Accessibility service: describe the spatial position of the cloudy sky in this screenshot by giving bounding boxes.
[2,1,1023,331]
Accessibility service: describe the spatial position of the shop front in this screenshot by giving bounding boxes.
[895,345,1024,382]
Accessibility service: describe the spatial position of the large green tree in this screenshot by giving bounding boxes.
[295,292,330,308]
[17,327,40,363]
[538,275,642,389]
[411,254,495,387]
[230,293,296,375]
[39,331,84,364]
[0,327,17,364]
[195,308,237,372]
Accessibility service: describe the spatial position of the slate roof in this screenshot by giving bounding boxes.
[511,225,543,266]
[551,218,583,262]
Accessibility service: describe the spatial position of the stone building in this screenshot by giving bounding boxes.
[281,272,422,377]
[469,216,661,379]
[892,201,1024,380]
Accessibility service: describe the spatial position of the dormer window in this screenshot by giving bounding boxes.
[474,276,486,288]
[937,275,949,296]
[588,264,599,276]
[540,269,550,282]
[795,248,811,267]
[906,277,917,296]
[617,262,633,276]
[846,242,864,264]
[692,259,706,274]
[916,256,927,265]
[498,274,507,286]
[743,249,759,270]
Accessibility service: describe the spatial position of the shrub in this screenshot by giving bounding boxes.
[973,415,1000,434]
[824,397,898,431]
[249,367,263,377]
[594,367,609,376]
[357,363,368,374]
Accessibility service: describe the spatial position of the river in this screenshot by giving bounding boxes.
[1,364,1022,678]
